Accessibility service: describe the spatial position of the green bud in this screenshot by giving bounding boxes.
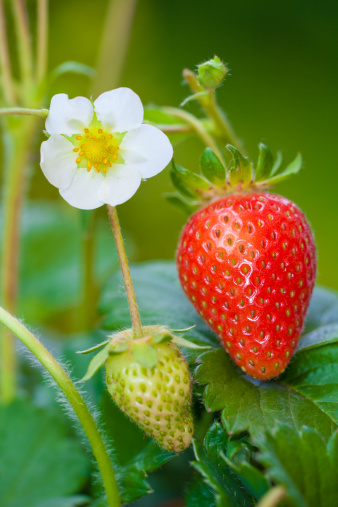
[197,56,227,90]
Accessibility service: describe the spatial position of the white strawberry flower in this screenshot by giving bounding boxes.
[40,88,173,209]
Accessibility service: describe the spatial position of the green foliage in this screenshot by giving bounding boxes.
[0,400,90,507]
[144,106,192,145]
[15,202,118,323]
[258,424,338,507]
[201,148,226,185]
[185,422,266,506]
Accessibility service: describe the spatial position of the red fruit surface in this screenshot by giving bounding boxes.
[176,193,316,380]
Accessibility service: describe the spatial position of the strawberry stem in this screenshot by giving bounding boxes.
[0,305,121,507]
[107,205,143,338]
[256,486,286,507]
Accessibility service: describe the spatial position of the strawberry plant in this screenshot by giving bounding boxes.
[0,1,337,504]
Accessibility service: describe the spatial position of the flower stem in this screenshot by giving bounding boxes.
[183,69,246,154]
[256,486,286,507]
[91,0,138,96]
[37,0,48,84]
[0,0,16,104]
[0,107,49,118]
[80,210,96,330]
[107,205,143,339]
[163,106,226,165]
[0,305,121,507]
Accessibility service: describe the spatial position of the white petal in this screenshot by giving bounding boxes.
[121,124,173,178]
[45,94,94,136]
[94,88,143,132]
[40,135,77,189]
[59,169,106,210]
[97,165,141,206]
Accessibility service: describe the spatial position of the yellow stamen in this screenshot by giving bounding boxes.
[95,167,100,172]
[114,146,119,150]
[76,135,82,140]
[79,151,84,156]
[103,167,107,173]
[84,128,89,133]
[87,161,91,171]
[103,158,108,164]
[86,135,90,139]
[73,148,79,152]
[113,154,118,160]
[76,157,82,163]
[98,128,103,133]
[108,134,113,139]
[108,162,112,167]
[101,135,106,140]
[94,163,98,169]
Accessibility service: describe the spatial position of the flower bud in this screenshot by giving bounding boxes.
[197,56,228,90]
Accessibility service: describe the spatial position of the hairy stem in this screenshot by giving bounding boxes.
[37,0,48,84]
[0,107,48,118]
[107,205,143,338]
[0,0,16,104]
[0,305,121,507]
[256,486,286,507]
[163,106,226,164]
[91,0,138,96]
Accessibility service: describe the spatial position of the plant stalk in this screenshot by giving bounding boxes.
[107,205,143,338]
[0,0,16,104]
[163,106,226,165]
[11,0,34,90]
[0,107,48,118]
[37,0,48,84]
[0,116,39,403]
[91,0,138,96]
[0,305,121,507]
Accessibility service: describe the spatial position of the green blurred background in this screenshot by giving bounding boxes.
[22,0,338,290]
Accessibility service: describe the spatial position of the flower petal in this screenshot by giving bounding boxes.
[94,88,143,132]
[121,124,173,178]
[97,165,142,206]
[59,169,106,210]
[40,135,77,189]
[45,94,94,136]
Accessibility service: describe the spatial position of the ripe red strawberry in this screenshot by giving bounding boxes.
[176,192,316,380]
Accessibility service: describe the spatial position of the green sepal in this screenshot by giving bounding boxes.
[131,341,158,369]
[77,339,110,355]
[109,342,129,354]
[164,193,200,215]
[172,335,211,350]
[201,148,226,186]
[226,145,254,186]
[255,143,274,181]
[271,151,283,175]
[153,333,173,344]
[180,91,209,107]
[171,160,211,198]
[267,153,302,185]
[80,344,110,382]
[170,325,196,333]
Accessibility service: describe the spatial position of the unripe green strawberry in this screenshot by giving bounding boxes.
[105,340,193,453]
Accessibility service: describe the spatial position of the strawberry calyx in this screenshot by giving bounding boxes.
[79,325,209,382]
[167,144,302,214]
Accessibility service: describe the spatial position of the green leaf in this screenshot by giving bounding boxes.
[255,143,274,181]
[186,423,255,506]
[171,161,212,198]
[50,61,95,81]
[226,145,253,186]
[267,153,302,185]
[257,423,338,507]
[201,148,226,185]
[35,497,90,507]
[81,344,110,381]
[165,192,200,215]
[144,105,192,144]
[131,341,158,369]
[304,286,338,332]
[0,400,90,507]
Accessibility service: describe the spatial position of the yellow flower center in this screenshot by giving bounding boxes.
[73,127,120,174]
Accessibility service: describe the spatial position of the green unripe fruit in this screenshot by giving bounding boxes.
[105,340,193,453]
[197,56,227,90]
